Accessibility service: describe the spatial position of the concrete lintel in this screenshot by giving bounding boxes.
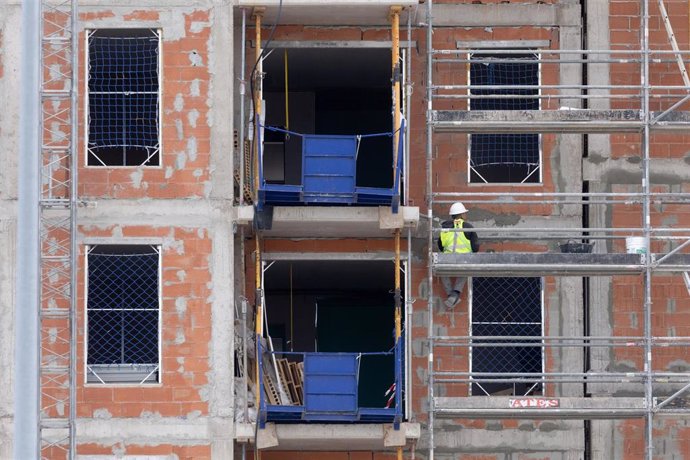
[430,3,580,27]
[261,206,419,238]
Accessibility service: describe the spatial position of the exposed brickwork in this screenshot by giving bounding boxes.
[609,1,690,457]
[77,442,211,459]
[27,1,690,458]
[78,9,213,199]
[76,225,211,419]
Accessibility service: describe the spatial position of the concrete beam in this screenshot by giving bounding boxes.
[236,422,421,451]
[429,3,580,27]
[252,40,418,49]
[238,1,418,26]
[75,417,211,445]
[583,157,690,184]
[428,419,584,453]
[76,200,232,228]
[258,206,419,238]
[263,251,405,261]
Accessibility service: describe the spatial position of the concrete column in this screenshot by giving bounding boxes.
[555,4,585,400]
[209,0,235,201]
[585,1,616,457]
[0,218,17,459]
[208,2,235,457]
[0,3,22,457]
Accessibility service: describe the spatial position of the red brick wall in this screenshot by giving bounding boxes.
[77,443,211,460]
[76,225,211,419]
[78,9,213,199]
[608,1,690,457]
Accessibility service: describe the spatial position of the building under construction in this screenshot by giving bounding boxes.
[2,0,690,458]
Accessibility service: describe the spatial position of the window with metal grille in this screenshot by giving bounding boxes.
[86,29,161,166]
[86,245,160,384]
[470,277,543,396]
[468,52,540,184]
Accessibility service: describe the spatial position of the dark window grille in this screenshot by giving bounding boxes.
[471,277,543,396]
[87,29,160,166]
[86,245,160,384]
[469,52,540,183]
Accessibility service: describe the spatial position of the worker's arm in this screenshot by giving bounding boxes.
[463,222,480,252]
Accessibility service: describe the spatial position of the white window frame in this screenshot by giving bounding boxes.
[84,244,163,386]
[466,49,543,185]
[468,277,545,396]
[84,28,163,168]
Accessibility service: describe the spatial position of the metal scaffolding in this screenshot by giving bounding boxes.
[425,1,690,459]
[39,0,77,458]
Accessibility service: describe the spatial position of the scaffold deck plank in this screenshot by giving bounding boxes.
[432,252,690,276]
[433,396,647,419]
[430,110,690,133]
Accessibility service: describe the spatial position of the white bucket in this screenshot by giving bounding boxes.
[625,237,647,254]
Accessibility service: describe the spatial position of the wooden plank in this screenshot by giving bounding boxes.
[289,362,303,405]
[276,359,294,405]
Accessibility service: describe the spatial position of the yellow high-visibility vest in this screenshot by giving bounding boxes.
[440,218,472,254]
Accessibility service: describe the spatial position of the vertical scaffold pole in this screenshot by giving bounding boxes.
[425,0,435,459]
[391,7,404,459]
[36,0,78,457]
[641,0,654,459]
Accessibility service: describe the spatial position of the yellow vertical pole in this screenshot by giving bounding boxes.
[391,7,403,460]
[391,6,402,183]
[253,8,264,434]
[254,9,264,199]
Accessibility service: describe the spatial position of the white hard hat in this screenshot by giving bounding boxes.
[449,202,468,215]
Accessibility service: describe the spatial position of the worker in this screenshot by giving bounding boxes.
[438,202,479,308]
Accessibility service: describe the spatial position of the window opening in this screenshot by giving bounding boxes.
[468,52,540,184]
[86,244,160,384]
[470,277,543,396]
[262,48,393,189]
[87,29,161,167]
[263,260,402,414]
